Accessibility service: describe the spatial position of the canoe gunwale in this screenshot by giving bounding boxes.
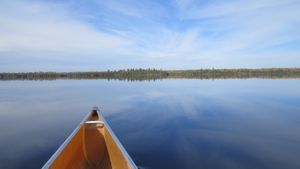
[99,111,138,169]
[42,109,138,169]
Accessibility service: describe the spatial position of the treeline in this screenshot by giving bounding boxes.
[166,68,300,79]
[0,68,167,81]
[0,68,300,81]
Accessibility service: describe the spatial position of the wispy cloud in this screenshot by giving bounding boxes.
[172,0,300,67]
[0,0,299,71]
[0,1,133,54]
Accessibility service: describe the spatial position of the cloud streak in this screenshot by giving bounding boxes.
[0,0,299,71]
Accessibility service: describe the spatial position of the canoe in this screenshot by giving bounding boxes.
[42,107,137,169]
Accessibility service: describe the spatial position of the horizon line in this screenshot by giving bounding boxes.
[1,67,300,73]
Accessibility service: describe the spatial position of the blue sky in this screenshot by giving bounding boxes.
[0,0,300,72]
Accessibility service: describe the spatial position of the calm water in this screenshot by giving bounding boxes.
[0,79,300,169]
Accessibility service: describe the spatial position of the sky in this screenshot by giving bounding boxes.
[0,0,300,72]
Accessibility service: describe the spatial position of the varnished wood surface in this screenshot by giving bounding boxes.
[46,110,133,169]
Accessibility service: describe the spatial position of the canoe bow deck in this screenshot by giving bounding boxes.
[43,108,137,169]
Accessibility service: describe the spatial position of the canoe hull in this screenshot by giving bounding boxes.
[42,108,137,169]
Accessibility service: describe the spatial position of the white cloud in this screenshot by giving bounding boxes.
[0,0,299,71]
[171,0,300,67]
[0,0,133,55]
[137,28,202,59]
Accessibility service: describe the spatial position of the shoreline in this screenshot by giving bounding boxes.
[1,68,300,80]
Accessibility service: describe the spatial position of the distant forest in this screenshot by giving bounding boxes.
[1,68,300,81]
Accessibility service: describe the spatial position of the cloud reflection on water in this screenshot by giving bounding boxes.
[0,79,299,169]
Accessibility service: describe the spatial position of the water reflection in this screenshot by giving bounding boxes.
[0,79,300,169]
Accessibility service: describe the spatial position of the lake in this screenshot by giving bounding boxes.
[0,79,300,169]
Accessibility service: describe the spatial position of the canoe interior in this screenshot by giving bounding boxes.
[48,110,132,169]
